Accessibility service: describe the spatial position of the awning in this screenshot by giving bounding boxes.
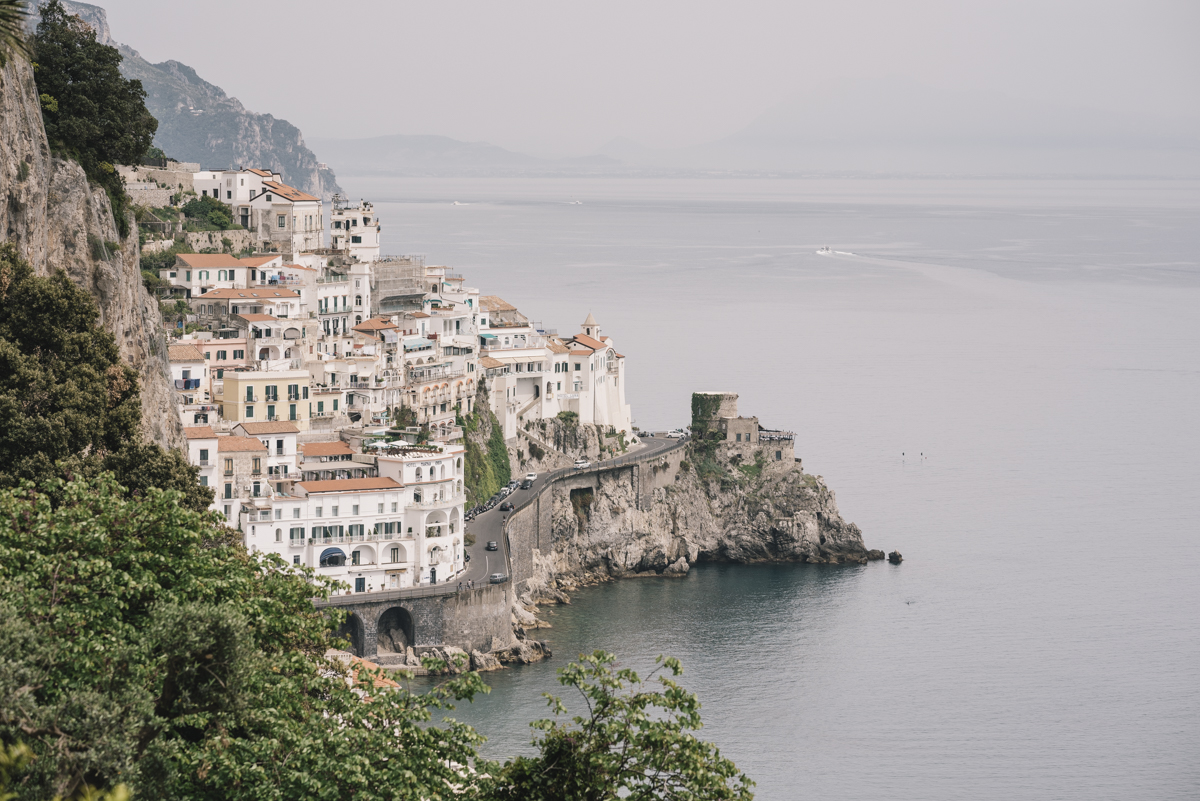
[402,337,434,351]
[480,333,497,339]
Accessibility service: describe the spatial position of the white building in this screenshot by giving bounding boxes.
[239,439,466,594]
[330,197,382,262]
[246,180,324,254]
[168,343,211,425]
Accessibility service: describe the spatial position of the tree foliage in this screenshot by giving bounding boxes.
[480,651,754,801]
[180,195,234,230]
[32,1,157,237]
[0,243,211,512]
[0,475,488,799]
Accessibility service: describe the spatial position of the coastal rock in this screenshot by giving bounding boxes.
[663,557,690,576]
[0,54,181,450]
[494,640,552,665]
[867,549,886,561]
[888,550,904,564]
[470,650,503,672]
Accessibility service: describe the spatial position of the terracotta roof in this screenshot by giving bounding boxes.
[175,253,242,268]
[409,311,430,318]
[183,426,216,439]
[614,352,625,358]
[353,317,398,332]
[238,313,279,322]
[570,349,592,356]
[218,436,267,453]
[599,336,609,341]
[238,256,280,267]
[547,338,570,354]
[246,168,274,177]
[261,180,320,203]
[480,295,517,312]
[237,421,300,435]
[283,262,317,271]
[168,344,206,362]
[301,441,355,457]
[573,334,608,351]
[479,356,505,369]
[298,477,403,493]
[196,288,300,299]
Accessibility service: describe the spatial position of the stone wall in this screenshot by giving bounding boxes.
[183,228,253,253]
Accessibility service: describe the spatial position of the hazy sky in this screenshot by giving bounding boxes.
[96,0,1199,157]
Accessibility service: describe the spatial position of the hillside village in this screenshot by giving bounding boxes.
[140,162,634,595]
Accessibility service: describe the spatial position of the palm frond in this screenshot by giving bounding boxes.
[0,0,31,65]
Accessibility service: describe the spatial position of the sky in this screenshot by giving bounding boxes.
[95,0,1200,158]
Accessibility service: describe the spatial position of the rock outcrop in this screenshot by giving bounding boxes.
[514,438,871,605]
[0,54,181,449]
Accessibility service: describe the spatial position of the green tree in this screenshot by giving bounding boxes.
[32,1,158,237]
[0,475,489,799]
[0,243,211,512]
[480,651,754,801]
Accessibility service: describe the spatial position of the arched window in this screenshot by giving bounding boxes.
[415,467,423,481]
[275,529,282,542]
[440,465,445,479]
[355,295,362,306]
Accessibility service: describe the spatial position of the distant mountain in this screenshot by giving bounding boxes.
[598,78,1200,177]
[53,2,341,197]
[310,133,622,177]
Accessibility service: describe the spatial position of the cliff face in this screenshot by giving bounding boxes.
[516,442,871,605]
[0,55,181,449]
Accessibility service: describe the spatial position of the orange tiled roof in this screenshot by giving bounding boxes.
[175,253,242,268]
[183,426,216,439]
[238,256,281,267]
[218,436,267,453]
[168,344,206,362]
[301,441,355,457]
[573,334,607,351]
[261,180,320,203]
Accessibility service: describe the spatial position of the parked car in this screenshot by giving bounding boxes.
[519,479,534,489]
[507,479,519,490]
[500,500,514,511]
[489,572,507,584]
[573,458,590,470]
[525,472,538,482]
[489,493,503,504]
[666,430,685,439]
[485,541,498,551]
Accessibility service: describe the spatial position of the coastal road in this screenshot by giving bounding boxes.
[457,434,684,588]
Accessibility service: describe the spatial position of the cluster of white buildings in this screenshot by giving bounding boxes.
[158,167,633,595]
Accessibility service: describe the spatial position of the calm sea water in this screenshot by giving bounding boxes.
[340,176,1200,800]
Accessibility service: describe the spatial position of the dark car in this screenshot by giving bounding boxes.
[485,541,498,551]
[519,479,534,489]
[500,500,514,511]
[489,493,503,504]
[489,573,507,584]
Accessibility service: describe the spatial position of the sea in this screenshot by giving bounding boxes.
[337,175,1200,800]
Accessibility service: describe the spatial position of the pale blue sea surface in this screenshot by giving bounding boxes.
[340,176,1200,800]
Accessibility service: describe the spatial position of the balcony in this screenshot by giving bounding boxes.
[174,378,201,390]
[408,493,465,510]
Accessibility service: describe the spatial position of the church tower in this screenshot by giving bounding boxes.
[581,312,599,339]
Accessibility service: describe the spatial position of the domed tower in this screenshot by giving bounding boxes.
[581,312,599,339]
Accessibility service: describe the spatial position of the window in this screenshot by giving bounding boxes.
[199,476,208,487]
[355,578,365,593]
[574,363,581,371]
[776,450,783,461]
[293,508,301,519]
[217,350,227,360]
[186,271,191,282]
[227,190,232,199]
[276,439,284,455]
[224,483,232,499]
[290,527,305,541]
[245,405,254,418]
[277,215,286,228]
[355,295,362,306]
[199,448,209,462]
[331,506,338,516]
[275,529,282,542]
[352,551,360,566]
[288,383,299,400]
[315,507,322,518]
[378,503,384,514]
[233,350,244,359]
[736,433,742,442]
[224,458,233,475]
[289,403,297,421]
[352,504,359,515]
[246,386,254,402]
[391,502,398,513]
[252,481,261,497]
[351,236,362,244]
[294,555,300,564]
[266,385,278,401]
[303,387,309,399]
[275,507,282,520]
[317,401,324,414]
[266,405,275,419]
[390,547,399,563]
[333,399,339,411]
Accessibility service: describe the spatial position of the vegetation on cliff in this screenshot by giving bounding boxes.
[0,243,210,512]
[31,1,157,237]
[462,391,511,505]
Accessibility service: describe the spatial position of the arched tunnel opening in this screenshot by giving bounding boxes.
[377,606,415,654]
[335,613,366,657]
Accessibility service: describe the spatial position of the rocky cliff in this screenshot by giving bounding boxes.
[511,433,874,607]
[48,1,340,198]
[0,54,181,449]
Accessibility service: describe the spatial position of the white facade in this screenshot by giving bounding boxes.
[330,197,382,262]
